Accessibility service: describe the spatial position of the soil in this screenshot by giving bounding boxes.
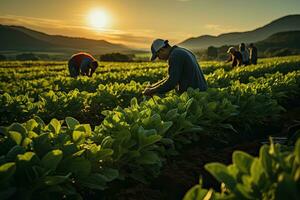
[107,140,261,200]
[99,106,300,200]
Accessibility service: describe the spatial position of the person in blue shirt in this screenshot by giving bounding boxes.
[143,39,207,96]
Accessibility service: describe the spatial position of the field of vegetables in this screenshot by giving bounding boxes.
[0,56,299,200]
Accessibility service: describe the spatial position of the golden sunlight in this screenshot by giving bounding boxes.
[87,9,109,30]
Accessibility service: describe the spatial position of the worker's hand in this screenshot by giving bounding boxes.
[142,88,154,96]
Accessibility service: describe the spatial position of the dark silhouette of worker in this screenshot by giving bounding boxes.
[249,43,258,65]
[239,43,250,65]
[68,52,99,78]
[226,47,243,67]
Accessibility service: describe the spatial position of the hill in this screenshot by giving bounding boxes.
[256,30,300,50]
[179,15,300,50]
[0,25,133,55]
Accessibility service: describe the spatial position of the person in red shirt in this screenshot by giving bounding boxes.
[68,52,99,77]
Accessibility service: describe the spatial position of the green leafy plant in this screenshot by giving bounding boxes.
[183,138,300,200]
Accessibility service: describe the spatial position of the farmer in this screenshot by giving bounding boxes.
[68,52,99,78]
[249,43,258,65]
[239,43,250,65]
[143,39,207,96]
[226,47,243,67]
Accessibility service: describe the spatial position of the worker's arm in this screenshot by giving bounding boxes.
[87,64,94,77]
[149,78,168,88]
[226,55,232,63]
[151,52,183,94]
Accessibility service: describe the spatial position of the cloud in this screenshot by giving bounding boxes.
[0,14,155,49]
[0,14,193,49]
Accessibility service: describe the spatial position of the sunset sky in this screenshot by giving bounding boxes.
[1,0,300,49]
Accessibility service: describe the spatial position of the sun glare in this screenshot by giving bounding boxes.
[88,10,109,30]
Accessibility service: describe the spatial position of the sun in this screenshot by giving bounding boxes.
[88,10,109,29]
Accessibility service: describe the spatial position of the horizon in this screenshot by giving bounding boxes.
[1,0,300,49]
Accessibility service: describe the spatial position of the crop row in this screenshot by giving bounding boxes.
[1,69,300,128]
[0,80,288,199]
[1,58,299,99]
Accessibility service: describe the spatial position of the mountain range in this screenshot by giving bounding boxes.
[1,14,300,57]
[179,15,300,50]
[0,25,133,55]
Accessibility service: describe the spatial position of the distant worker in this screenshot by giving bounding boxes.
[68,52,99,78]
[239,43,250,65]
[226,47,243,67]
[249,43,258,65]
[143,39,207,96]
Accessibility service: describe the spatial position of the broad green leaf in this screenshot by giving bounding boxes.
[32,133,52,157]
[74,124,92,137]
[236,183,253,199]
[34,116,46,128]
[8,123,27,137]
[205,163,236,191]
[232,151,254,174]
[101,136,113,148]
[207,102,218,111]
[166,109,178,120]
[141,135,162,148]
[130,97,138,108]
[159,121,173,135]
[17,152,36,162]
[72,131,83,143]
[250,158,266,188]
[260,145,273,178]
[41,150,63,171]
[150,114,161,126]
[227,164,239,180]
[28,131,38,139]
[7,145,26,160]
[62,157,91,178]
[43,175,70,186]
[185,98,194,111]
[8,131,22,145]
[48,119,61,134]
[61,143,77,157]
[0,162,16,183]
[137,151,160,165]
[65,117,80,130]
[24,119,39,131]
[183,185,209,200]
[143,129,157,136]
[101,110,111,116]
[81,173,107,190]
[95,149,114,160]
[72,149,85,157]
[22,138,32,147]
[160,138,174,145]
[100,168,119,182]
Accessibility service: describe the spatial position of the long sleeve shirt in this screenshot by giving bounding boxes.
[152,46,207,94]
[69,52,96,75]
